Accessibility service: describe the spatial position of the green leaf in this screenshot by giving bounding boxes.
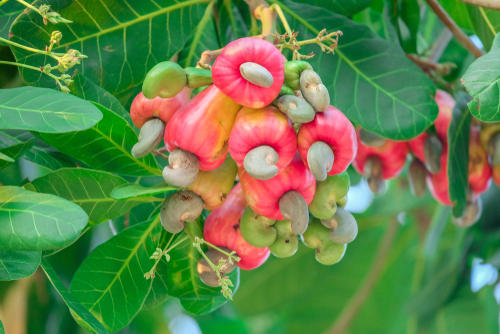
[0,133,34,169]
[0,0,23,39]
[10,0,209,96]
[0,87,102,133]
[37,103,160,177]
[438,0,473,31]
[0,186,88,251]
[216,0,250,46]
[468,6,500,51]
[178,1,220,67]
[165,229,240,315]
[462,33,500,122]
[353,8,399,42]
[111,183,175,200]
[0,152,13,163]
[0,249,41,280]
[70,218,161,332]
[41,257,109,334]
[22,145,76,171]
[24,168,157,224]
[291,0,370,17]
[447,93,471,217]
[69,74,131,123]
[275,0,438,140]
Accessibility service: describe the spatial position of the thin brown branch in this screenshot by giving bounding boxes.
[425,0,484,58]
[459,0,500,10]
[327,219,399,334]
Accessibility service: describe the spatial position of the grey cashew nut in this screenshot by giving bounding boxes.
[409,159,427,197]
[160,190,204,234]
[299,69,330,112]
[359,128,386,147]
[243,145,279,180]
[307,141,334,181]
[279,190,309,235]
[364,155,385,194]
[424,134,443,174]
[240,62,274,88]
[321,207,358,244]
[197,247,236,287]
[276,95,315,123]
[162,149,199,187]
[131,118,165,158]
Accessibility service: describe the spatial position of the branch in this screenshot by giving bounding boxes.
[459,0,500,10]
[327,219,399,334]
[425,0,484,58]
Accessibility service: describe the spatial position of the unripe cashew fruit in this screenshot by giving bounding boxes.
[188,156,237,210]
[204,184,270,270]
[197,247,236,287]
[160,190,204,234]
[240,207,277,248]
[298,106,357,180]
[408,158,427,197]
[229,106,297,180]
[269,220,299,258]
[309,172,350,220]
[284,60,312,90]
[212,37,284,108]
[299,69,330,112]
[164,85,241,185]
[143,61,187,99]
[302,219,347,265]
[321,207,358,244]
[276,95,315,124]
[131,118,165,158]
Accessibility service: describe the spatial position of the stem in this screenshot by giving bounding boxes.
[154,151,170,160]
[166,235,188,253]
[270,4,293,37]
[327,218,399,334]
[0,60,59,81]
[15,0,39,13]
[425,0,484,58]
[459,0,500,9]
[195,236,240,262]
[0,36,63,57]
[428,29,453,63]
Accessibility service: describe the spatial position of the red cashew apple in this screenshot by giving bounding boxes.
[353,129,408,193]
[239,156,316,234]
[204,183,270,270]
[426,145,452,205]
[212,37,284,108]
[129,88,191,158]
[297,105,357,181]
[229,106,297,180]
[130,88,191,128]
[163,85,241,187]
[408,89,455,173]
[493,165,500,188]
[468,127,492,195]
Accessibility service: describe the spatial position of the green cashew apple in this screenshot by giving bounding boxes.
[309,172,350,220]
[240,207,277,248]
[270,220,299,258]
[302,219,346,265]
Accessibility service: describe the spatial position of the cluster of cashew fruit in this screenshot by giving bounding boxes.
[353,90,500,227]
[129,37,359,289]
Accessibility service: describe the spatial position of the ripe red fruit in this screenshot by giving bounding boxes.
[204,184,270,270]
[239,156,316,234]
[130,88,190,128]
[297,105,357,181]
[212,37,284,108]
[229,106,297,180]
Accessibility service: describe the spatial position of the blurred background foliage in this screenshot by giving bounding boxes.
[1,0,500,333]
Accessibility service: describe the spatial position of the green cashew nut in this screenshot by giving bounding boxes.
[284,60,312,90]
[243,145,279,180]
[240,207,277,247]
[143,61,187,99]
[307,141,334,181]
[185,67,212,88]
[240,62,274,87]
[280,85,295,96]
[279,190,310,235]
[197,247,236,287]
[309,172,350,220]
[302,219,346,265]
[424,134,443,174]
[276,95,315,124]
[269,220,299,258]
[321,207,358,244]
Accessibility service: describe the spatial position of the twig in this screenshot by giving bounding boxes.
[425,0,484,58]
[428,29,453,63]
[327,219,399,334]
[459,0,500,10]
